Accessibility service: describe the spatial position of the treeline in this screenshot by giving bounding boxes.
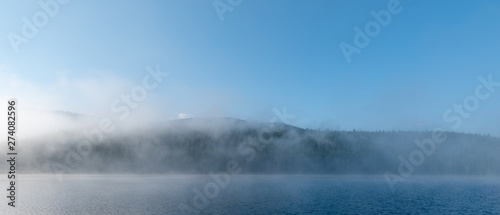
[19,118,500,175]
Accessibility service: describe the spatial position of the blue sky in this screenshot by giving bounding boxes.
[1,0,500,135]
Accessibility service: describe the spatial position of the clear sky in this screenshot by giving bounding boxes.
[1,0,500,135]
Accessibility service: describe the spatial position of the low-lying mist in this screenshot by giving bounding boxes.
[5,111,500,175]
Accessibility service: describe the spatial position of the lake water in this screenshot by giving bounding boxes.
[1,175,499,214]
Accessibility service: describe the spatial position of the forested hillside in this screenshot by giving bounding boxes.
[19,118,500,175]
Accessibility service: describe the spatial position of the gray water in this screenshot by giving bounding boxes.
[1,175,499,214]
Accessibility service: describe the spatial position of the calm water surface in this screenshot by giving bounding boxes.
[1,175,499,214]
